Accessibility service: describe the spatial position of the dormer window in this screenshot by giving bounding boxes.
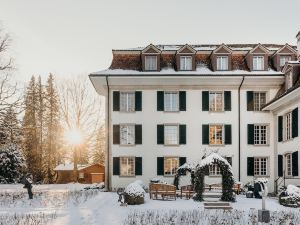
[180,56,192,70]
[253,56,264,71]
[280,55,292,67]
[145,56,157,71]
[217,56,228,71]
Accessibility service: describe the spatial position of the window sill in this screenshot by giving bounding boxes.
[163,110,180,113]
[209,144,225,147]
[208,175,222,177]
[119,175,136,178]
[163,175,176,177]
[119,144,136,147]
[118,111,137,113]
[163,144,180,147]
[253,144,270,147]
[254,175,270,178]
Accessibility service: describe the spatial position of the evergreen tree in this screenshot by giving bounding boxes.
[92,124,105,165]
[0,144,25,184]
[0,107,21,146]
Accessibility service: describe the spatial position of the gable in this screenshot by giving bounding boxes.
[276,44,297,55]
[142,44,161,54]
[177,44,196,54]
[213,44,232,54]
[249,44,269,54]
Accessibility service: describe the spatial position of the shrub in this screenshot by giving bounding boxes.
[124,182,145,205]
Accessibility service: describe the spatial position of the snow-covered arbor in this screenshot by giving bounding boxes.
[173,162,196,189]
[193,153,235,202]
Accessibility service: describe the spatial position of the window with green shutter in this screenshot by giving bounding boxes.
[202,124,209,144]
[225,124,232,145]
[202,91,209,111]
[224,91,231,111]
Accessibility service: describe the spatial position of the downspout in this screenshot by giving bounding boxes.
[238,76,245,181]
[105,75,111,191]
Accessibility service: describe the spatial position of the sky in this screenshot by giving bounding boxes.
[0,0,299,83]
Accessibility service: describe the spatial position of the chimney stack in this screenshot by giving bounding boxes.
[297,31,300,59]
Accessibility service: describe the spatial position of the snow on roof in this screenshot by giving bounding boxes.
[287,61,300,64]
[199,153,231,169]
[54,163,89,171]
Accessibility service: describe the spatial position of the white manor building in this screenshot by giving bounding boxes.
[90,33,300,192]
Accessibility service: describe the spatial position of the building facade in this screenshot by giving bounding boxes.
[90,35,300,192]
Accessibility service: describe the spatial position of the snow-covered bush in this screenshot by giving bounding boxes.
[133,180,148,192]
[124,182,145,205]
[279,185,300,207]
[84,182,105,190]
[0,144,25,183]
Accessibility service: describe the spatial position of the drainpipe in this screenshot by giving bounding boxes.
[238,76,245,181]
[105,75,111,191]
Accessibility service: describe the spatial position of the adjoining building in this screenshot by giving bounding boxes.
[89,33,300,192]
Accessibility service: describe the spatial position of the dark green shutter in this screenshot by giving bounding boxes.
[179,125,186,144]
[179,157,187,175]
[113,157,120,175]
[292,151,299,176]
[135,91,142,111]
[202,91,209,111]
[135,157,142,175]
[247,91,254,111]
[292,108,298,138]
[278,155,283,177]
[224,91,231,111]
[226,157,232,166]
[157,157,164,175]
[157,91,164,111]
[113,91,120,111]
[204,167,209,176]
[179,91,186,111]
[202,124,209,144]
[135,125,142,144]
[225,124,232,145]
[157,125,164,144]
[247,124,254,145]
[278,116,283,142]
[113,125,120,144]
[247,157,254,176]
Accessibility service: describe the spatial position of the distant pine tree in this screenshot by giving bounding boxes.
[0,107,21,146]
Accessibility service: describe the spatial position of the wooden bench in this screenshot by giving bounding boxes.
[181,185,194,199]
[204,183,241,194]
[149,183,176,200]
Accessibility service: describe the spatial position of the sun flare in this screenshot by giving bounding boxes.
[64,129,83,145]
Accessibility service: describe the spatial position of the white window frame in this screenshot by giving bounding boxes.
[209,124,224,145]
[120,124,135,146]
[283,112,292,141]
[286,153,292,177]
[280,55,292,67]
[253,56,264,71]
[209,164,221,176]
[120,92,135,112]
[253,92,266,111]
[180,56,192,71]
[254,124,269,145]
[164,91,179,112]
[254,157,268,176]
[145,55,157,71]
[164,124,179,146]
[164,157,179,176]
[216,56,228,71]
[120,156,135,177]
[286,71,293,90]
[209,91,224,112]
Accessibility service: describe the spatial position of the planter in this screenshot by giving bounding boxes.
[246,191,253,198]
[124,194,144,205]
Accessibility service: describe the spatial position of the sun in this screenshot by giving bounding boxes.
[64,129,83,145]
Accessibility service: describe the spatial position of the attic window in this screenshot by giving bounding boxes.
[145,56,157,71]
[180,56,192,70]
[217,56,228,71]
[280,55,292,67]
[253,56,264,71]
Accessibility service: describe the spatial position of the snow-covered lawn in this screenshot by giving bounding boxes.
[1,184,300,225]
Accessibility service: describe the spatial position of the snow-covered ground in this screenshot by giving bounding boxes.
[0,184,299,225]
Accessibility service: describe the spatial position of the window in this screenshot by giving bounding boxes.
[253,56,264,70]
[145,56,157,71]
[180,56,192,70]
[209,91,223,111]
[217,56,228,71]
[253,92,266,111]
[286,154,292,176]
[164,125,179,145]
[120,157,135,176]
[209,164,221,176]
[254,125,268,145]
[164,91,179,111]
[254,157,268,176]
[280,55,292,67]
[120,125,135,145]
[286,71,293,90]
[164,157,179,176]
[284,112,292,141]
[120,92,135,112]
[209,125,223,145]
[79,172,84,179]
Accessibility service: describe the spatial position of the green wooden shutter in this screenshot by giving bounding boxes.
[278,155,283,177]
[179,91,186,111]
[247,124,254,145]
[224,91,231,111]
[113,157,120,175]
[179,157,187,175]
[278,116,283,142]
[135,157,142,176]
[135,125,142,144]
[113,125,120,144]
[202,124,209,144]
[292,108,298,138]
[202,91,209,111]
[135,91,142,111]
[292,151,299,176]
[179,124,186,144]
[247,91,254,111]
[157,91,164,111]
[157,125,164,144]
[113,91,120,111]
[225,157,232,166]
[157,157,164,175]
[247,157,254,176]
[225,124,232,145]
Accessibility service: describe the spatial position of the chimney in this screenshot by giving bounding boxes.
[297,31,300,58]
